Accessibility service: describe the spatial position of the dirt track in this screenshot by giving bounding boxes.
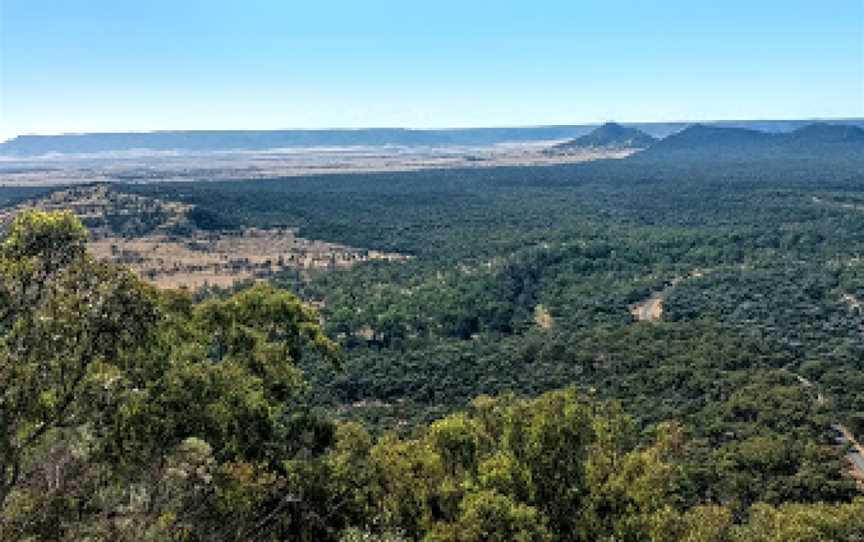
[792,371,864,486]
[630,292,665,321]
[629,271,708,323]
[836,425,864,481]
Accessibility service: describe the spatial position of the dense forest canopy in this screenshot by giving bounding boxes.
[3,130,864,539]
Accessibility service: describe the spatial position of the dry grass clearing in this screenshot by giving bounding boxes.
[1,185,409,290]
[88,229,406,290]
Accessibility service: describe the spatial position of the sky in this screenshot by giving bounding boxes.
[0,0,862,141]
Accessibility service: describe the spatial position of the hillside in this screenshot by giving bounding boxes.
[636,122,864,160]
[788,122,864,142]
[550,122,656,152]
[0,185,406,289]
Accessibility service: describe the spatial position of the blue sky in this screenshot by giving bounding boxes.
[0,0,862,140]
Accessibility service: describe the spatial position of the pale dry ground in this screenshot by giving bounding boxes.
[0,143,637,187]
[629,271,706,322]
[534,304,554,329]
[88,230,406,290]
[1,185,408,290]
[630,293,665,322]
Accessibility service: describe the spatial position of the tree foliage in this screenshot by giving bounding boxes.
[3,143,864,540]
[0,211,339,540]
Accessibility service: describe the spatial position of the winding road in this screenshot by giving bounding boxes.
[835,424,864,479]
[793,372,864,485]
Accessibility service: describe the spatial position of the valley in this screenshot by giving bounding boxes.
[5,121,864,540]
[6,1,864,537]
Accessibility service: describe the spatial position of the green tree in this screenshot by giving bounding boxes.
[733,499,864,541]
[0,210,160,513]
[0,211,341,541]
[427,490,551,542]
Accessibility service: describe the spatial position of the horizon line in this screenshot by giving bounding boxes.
[4,115,864,142]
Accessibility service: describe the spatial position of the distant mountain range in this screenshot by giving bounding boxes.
[550,122,656,152]
[548,121,864,160]
[637,122,864,160]
[2,119,863,157]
